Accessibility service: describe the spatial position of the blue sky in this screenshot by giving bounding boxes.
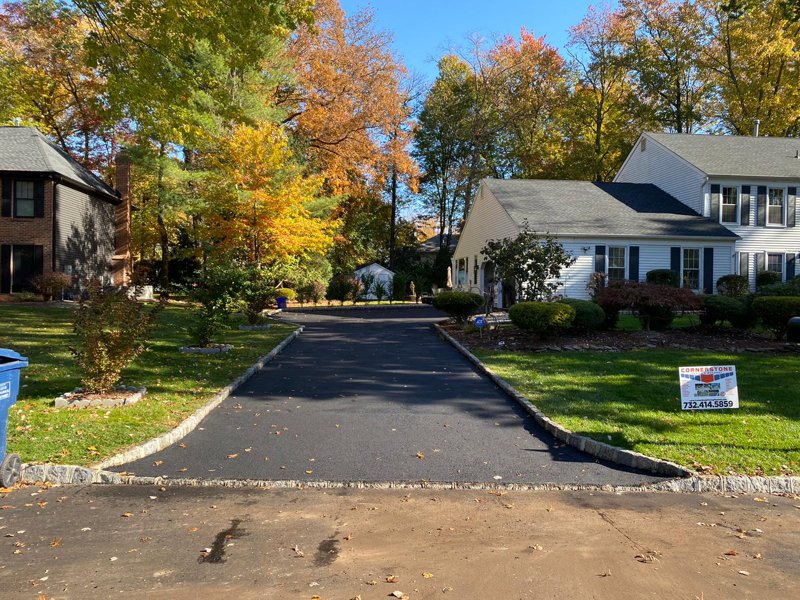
[339,0,600,80]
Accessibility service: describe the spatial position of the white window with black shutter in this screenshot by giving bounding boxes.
[767,187,786,226]
[682,248,701,290]
[607,246,626,282]
[721,186,738,224]
[767,252,784,279]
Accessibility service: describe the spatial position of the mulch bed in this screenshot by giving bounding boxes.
[441,322,797,354]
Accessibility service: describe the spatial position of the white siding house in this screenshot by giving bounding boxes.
[354,262,394,300]
[617,133,800,290]
[452,179,738,305]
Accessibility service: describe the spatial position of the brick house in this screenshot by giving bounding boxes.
[0,126,131,295]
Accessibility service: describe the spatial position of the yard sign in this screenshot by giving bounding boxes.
[678,366,739,410]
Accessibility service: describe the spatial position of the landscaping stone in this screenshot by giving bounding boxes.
[238,323,272,331]
[179,344,233,355]
[54,386,147,409]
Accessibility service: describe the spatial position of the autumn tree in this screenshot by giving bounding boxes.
[620,0,711,132]
[701,0,800,136]
[564,5,651,181]
[0,0,118,172]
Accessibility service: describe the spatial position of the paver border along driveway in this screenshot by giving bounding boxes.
[115,307,666,486]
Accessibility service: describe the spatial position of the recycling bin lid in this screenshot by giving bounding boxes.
[0,348,29,371]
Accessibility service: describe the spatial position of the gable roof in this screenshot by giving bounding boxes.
[419,233,459,253]
[354,262,395,275]
[646,132,800,179]
[0,126,119,202]
[483,179,738,239]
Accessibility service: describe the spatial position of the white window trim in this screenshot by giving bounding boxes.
[766,186,787,227]
[606,245,628,282]
[681,247,703,292]
[720,185,740,225]
[764,250,786,282]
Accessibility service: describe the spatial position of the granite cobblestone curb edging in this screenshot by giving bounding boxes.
[19,326,304,483]
[434,323,694,479]
[15,468,800,495]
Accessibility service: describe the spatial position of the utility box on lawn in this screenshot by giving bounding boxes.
[788,317,800,343]
[0,349,28,487]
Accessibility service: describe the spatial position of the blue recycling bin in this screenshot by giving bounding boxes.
[276,296,288,310]
[0,349,28,487]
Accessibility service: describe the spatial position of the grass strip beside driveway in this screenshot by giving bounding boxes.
[0,305,296,466]
[475,348,799,476]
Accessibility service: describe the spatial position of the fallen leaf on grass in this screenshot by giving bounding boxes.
[504,503,514,509]
[293,545,305,557]
[754,497,767,502]
[724,549,738,556]
[50,538,61,547]
[343,533,352,541]
[422,571,434,578]
[386,575,398,583]
[739,570,750,576]
[390,592,408,599]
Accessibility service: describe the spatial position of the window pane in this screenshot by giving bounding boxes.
[15,181,34,200]
[683,248,700,289]
[14,198,34,217]
[767,253,783,274]
[721,187,738,223]
[768,188,785,225]
[13,180,36,217]
[607,247,626,281]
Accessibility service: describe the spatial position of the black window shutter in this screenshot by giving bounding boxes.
[710,184,720,221]
[670,246,681,274]
[756,253,765,273]
[628,246,639,281]
[1,178,11,217]
[757,186,767,226]
[703,248,714,294]
[594,245,606,273]
[739,252,749,280]
[34,180,45,218]
[740,186,750,226]
[788,187,797,228]
[787,253,796,280]
[33,245,44,277]
[0,245,10,293]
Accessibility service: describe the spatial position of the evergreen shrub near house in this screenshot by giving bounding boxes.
[757,277,800,297]
[432,290,483,323]
[241,270,278,324]
[698,295,749,328]
[596,281,701,331]
[509,301,575,337]
[716,274,750,297]
[326,273,360,305]
[645,269,679,288]
[373,279,388,302]
[557,298,605,332]
[391,272,407,301]
[358,272,376,301]
[751,296,800,340]
[189,265,246,347]
[756,271,782,289]
[71,282,163,393]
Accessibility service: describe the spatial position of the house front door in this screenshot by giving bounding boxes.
[0,244,43,293]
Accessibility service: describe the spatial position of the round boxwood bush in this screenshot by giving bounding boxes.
[432,291,483,323]
[275,287,296,301]
[557,298,604,332]
[756,271,782,289]
[751,296,800,339]
[699,294,748,328]
[716,274,749,297]
[509,301,575,336]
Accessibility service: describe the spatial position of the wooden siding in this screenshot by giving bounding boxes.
[615,135,707,214]
[54,183,115,285]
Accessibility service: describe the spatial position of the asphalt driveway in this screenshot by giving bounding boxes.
[115,306,665,485]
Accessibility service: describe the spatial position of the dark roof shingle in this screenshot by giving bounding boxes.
[484,179,738,239]
[647,132,800,179]
[0,126,118,201]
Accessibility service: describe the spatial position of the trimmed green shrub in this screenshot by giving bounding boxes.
[752,296,800,340]
[431,291,483,323]
[716,274,750,297]
[558,298,605,332]
[699,295,748,328]
[758,277,800,297]
[189,265,247,347]
[756,271,782,289]
[241,273,277,324]
[646,269,679,287]
[275,287,296,301]
[509,301,575,336]
[297,281,326,306]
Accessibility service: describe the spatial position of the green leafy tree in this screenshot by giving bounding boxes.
[481,226,576,301]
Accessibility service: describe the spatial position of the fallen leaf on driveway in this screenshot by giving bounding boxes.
[422,571,434,578]
[504,503,514,509]
[50,538,61,547]
[386,575,398,583]
[178,443,187,449]
[492,475,502,480]
[390,592,407,599]
[121,512,133,518]
[739,570,750,576]
[293,545,305,557]
[305,470,313,475]
[416,452,425,460]
[724,549,738,556]
[152,460,163,467]
[227,454,238,459]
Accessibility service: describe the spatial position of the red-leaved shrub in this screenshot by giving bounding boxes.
[596,281,702,330]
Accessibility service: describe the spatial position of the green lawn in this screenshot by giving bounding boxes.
[476,348,800,475]
[0,305,296,466]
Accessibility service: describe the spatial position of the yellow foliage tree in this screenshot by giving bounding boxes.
[202,122,337,267]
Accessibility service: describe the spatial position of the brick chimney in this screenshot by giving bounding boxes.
[112,150,132,286]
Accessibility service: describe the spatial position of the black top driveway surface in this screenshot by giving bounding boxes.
[116,307,666,485]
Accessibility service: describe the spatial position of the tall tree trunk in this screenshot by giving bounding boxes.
[389,164,398,269]
[156,149,169,293]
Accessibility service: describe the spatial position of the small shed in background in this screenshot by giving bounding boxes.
[354,262,395,300]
